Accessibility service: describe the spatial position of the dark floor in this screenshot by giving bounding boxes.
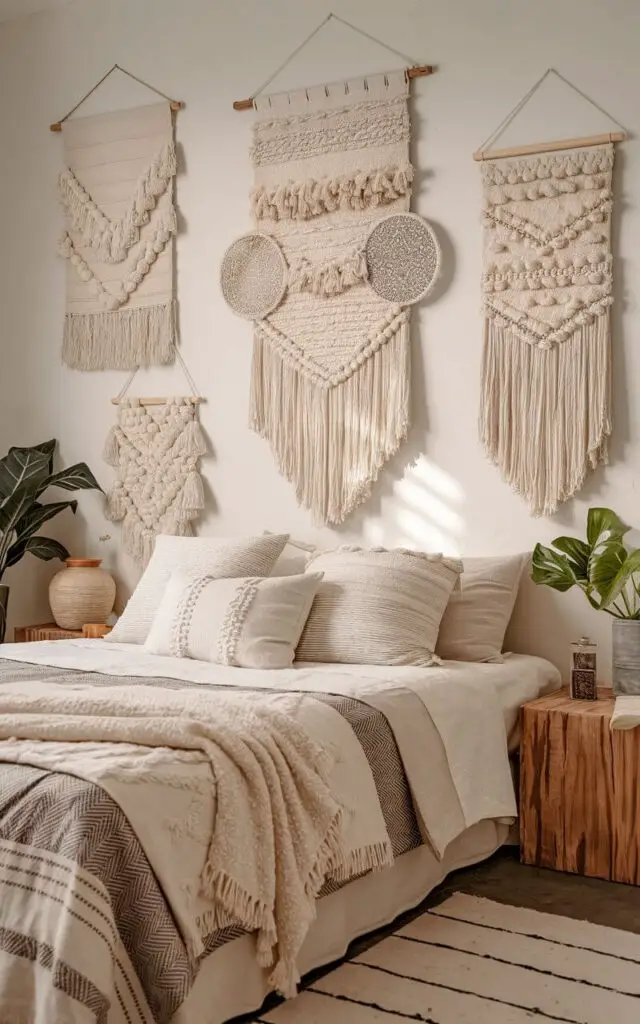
[239,846,640,1022]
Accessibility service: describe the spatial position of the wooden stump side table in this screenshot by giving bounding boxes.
[520,688,640,885]
[14,623,111,642]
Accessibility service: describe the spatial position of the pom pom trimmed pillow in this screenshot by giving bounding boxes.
[296,546,463,667]
[145,571,323,669]
[108,533,288,645]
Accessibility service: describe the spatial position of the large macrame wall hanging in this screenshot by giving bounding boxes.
[222,15,438,526]
[474,69,626,516]
[103,396,207,567]
[57,101,178,371]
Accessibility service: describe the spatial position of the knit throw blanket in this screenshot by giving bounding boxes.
[103,397,207,566]
[480,144,614,516]
[58,102,177,371]
[0,684,352,998]
[249,72,413,525]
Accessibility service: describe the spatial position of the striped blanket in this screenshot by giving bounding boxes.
[0,659,421,1024]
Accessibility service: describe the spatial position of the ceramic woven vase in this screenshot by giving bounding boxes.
[49,558,116,630]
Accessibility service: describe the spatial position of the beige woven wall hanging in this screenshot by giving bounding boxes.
[235,72,419,525]
[58,102,178,371]
[480,145,615,516]
[103,397,207,566]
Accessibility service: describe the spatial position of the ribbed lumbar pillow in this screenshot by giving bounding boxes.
[296,546,463,667]
[108,533,289,646]
[145,571,323,668]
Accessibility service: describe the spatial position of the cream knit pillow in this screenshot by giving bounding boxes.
[145,571,323,668]
[296,546,463,667]
[108,533,288,645]
[435,553,528,663]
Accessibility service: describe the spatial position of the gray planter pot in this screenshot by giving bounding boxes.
[0,585,8,644]
[612,618,640,694]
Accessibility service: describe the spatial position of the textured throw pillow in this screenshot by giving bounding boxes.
[435,553,529,663]
[296,546,463,667]
[268,536,317,577]
[108,533,288,645]
[145,571,323,668]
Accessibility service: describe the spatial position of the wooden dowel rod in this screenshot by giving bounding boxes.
[51,100,184,132]
[110,397,203,406]
[473,130,626,162]
[233,65,435,110]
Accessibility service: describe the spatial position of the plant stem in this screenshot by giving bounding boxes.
[621,589,634,618]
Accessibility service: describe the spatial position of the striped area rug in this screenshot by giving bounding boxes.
[258,892,640,1023]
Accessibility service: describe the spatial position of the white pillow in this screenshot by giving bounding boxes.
[435,553,528,663]
[145,571,323,668]
[269,537,317,577]
[108,533,288,645]
[296,546,463,667]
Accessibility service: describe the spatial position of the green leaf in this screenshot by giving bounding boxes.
[588,539,627,598]
[39,462,102,496]
[3,501,78,570]
[586,507,629,550]
[549,536,590,582]
[0,484,39,551]
[0,442,56,500]
[24,536,69,563]
[600,549,640,611]
[531,543,579,592]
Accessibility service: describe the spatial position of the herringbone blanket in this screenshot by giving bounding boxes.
[0,660,420,1024]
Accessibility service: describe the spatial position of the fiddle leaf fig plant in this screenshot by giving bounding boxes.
[0,440,102,583]
[532,507,640,619]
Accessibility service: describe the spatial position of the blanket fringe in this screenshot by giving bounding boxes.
[62,301,176,371]
[480,314,611,516]
[329,839,394,882]
[250,320,410,525]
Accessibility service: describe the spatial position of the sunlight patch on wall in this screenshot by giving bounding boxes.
[392,456,465,555]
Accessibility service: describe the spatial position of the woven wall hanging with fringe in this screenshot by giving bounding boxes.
[103,398,207,566]
[58,102,177,371]
[480,143,614,516]
[243,72,418,526]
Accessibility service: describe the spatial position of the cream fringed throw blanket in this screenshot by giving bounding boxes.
[104,397,207,566]
[0,681,393,997]
[249,73,412,525]
[480,144,614,515]
[58,102,177,370]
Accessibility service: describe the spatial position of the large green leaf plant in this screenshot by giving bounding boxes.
[0,440,102,584]
[532,508,640,619]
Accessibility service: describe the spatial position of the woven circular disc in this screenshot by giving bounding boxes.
[365,213,442,305]
[220,233,287,320]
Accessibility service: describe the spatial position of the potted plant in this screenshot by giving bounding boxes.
[0,440,101,642]
[532,507,640,694]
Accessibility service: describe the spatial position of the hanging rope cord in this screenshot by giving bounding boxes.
[248,12,421,101]
[477,68,628,153]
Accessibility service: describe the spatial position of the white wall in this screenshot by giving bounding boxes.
[0,0,638,678]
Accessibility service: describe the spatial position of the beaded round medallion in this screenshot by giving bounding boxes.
[365,213,441,305]
[220,233,287,320]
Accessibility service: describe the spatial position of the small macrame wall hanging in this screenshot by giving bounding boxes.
[222,14,440,526]
[103,354,207,566]
[474,69,626,516]
[53,66,183,371]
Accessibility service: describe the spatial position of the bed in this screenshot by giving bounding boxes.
[0,639,560,1024]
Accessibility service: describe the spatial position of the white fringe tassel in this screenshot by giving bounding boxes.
[250,322,410,525]
[480,314,612,517]
[62,301,176,371]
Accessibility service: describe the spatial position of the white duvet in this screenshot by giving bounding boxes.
[0,641,558,854]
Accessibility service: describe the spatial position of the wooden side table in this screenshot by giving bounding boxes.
[14,623,111,642]
[520,688,640,884]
